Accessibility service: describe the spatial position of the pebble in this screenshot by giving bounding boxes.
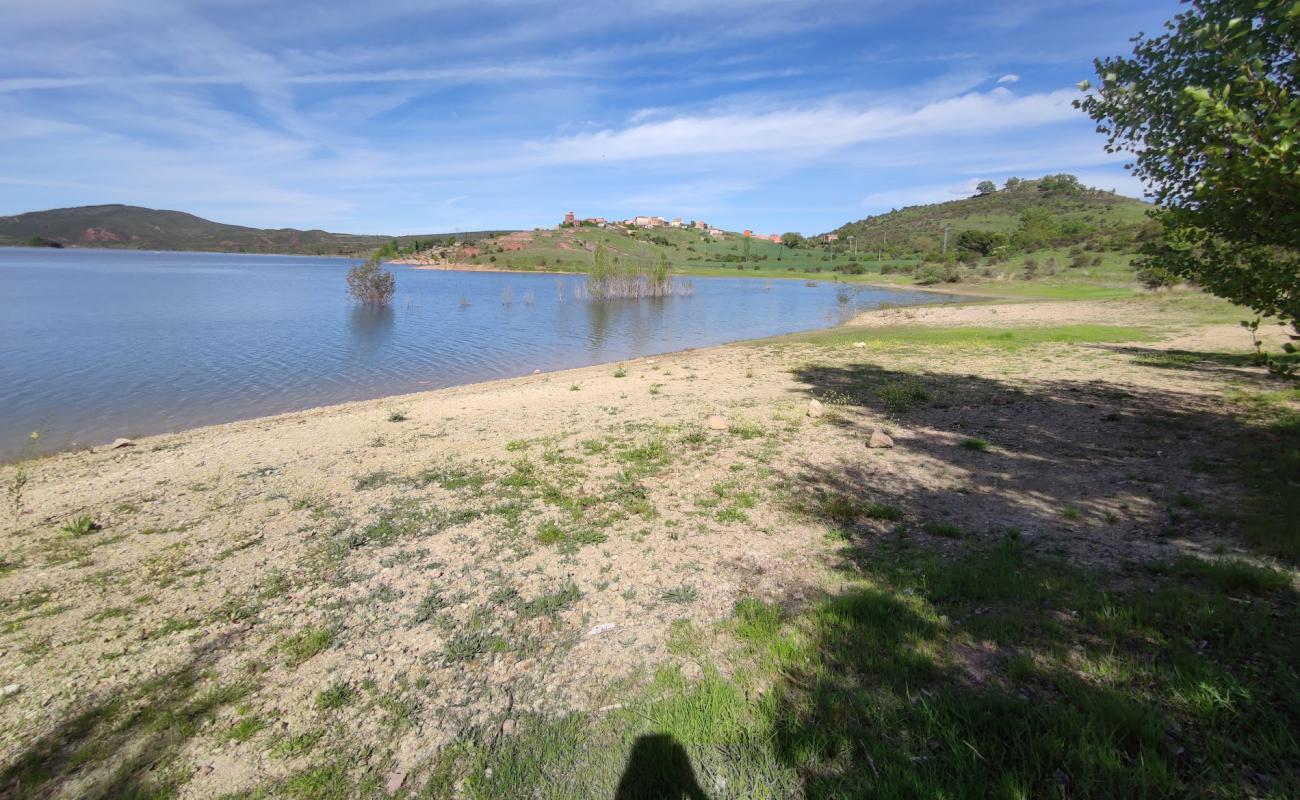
[807,399,824,418]
[1,684,21,697]
[501,718,516,736]
[867,429,894,449]
[586,623,617,637]
[707,415,729,431]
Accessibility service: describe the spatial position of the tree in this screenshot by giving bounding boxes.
[1012,208,1063,251]
[975,180,997,196]
[1004,177,1023,190]
[1076,0,1300,328]
[1037,173,1082,194]
[955,229,1006,256]
[780,232,805,249]
[347,255,396,306]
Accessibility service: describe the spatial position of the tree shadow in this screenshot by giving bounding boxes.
[785,359,1296,563]
[761,358,1300,796]
[614,734,709,800]
[1,628,248,799]
[762,535,1300,798]
[1093,343,1299,377]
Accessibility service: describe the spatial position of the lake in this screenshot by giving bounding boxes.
[0,247,958,460]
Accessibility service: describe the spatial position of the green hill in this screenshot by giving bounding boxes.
[414,175,1158,300]
[0,205,511,256]
[828,176,1152,258]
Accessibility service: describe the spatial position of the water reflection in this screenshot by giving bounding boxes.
[348,305,395,352]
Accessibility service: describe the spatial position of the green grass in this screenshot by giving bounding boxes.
[279,626,334,667]
[959,437,992,452]
[519,581,581,618]
[778,323,1154,351]
[1158,555,1291,595]
[1227,398,1300,561]
[316,681,354,710]
[411,589,446,625]
[427,538,1299,799]
[659,585,699,604]
[59,514,99,536]
[223,715,267,743]
[922,520,962,538]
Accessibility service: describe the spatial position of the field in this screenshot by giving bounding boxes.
[2,289,1296,799]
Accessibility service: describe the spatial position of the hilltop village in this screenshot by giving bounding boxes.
[559,211,812,245]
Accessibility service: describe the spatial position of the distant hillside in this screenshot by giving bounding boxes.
[0,205,513,256]
[828,176,1152,258]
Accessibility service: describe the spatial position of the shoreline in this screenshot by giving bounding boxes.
[6,289,982,465]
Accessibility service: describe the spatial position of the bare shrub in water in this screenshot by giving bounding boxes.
[347,256,396,306]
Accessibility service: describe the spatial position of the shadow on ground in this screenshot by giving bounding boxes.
[752,357,1300,797]
[784,359,1299,563]
[1,629,247,799]
[614,734,709,800]
[754,534,1300,798]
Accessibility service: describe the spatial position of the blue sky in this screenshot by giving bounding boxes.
[1,0,1180,236]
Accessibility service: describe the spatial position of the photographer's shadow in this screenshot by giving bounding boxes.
[613,734,709,800]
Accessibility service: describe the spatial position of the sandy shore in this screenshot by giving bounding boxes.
[1,296,1290,797]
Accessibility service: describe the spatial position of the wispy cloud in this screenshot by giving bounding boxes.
[526,88,1079,164]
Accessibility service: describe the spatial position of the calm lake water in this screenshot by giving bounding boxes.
[0,247,957,459]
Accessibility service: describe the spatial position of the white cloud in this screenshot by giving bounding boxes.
[997,73,1020,83]
[526,88,1079,165]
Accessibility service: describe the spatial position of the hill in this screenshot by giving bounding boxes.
[393,174,1158,300]
[0,205,512,256]
[827,175,1152,258]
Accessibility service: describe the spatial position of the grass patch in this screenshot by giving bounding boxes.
[280,626,333,667]
[1160,555,1291,596]
[353,471,393,491]
[60,514,100,536]
[659,585,699,605]
[519,581,581,618]
[316,681,354,710]
[959,437,991,452]
[922,520,962,538]
[778,324,1153,351]
[411,589,446,625]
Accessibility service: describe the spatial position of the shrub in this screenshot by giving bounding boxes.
[914,262,960,285]
[347,257,396,306]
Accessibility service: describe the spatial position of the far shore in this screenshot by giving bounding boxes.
[394,260,582,275]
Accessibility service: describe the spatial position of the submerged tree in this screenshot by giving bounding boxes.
[347,254,396,306]
[1076,0,1300,329]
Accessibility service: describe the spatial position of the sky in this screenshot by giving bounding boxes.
[0,0,1182,236]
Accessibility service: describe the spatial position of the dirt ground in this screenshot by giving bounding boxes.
[0,297,1291,798]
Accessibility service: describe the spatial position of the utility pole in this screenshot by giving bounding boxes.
[848,235,856,260]
[879,229,887,262]
[942,225,950,256]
